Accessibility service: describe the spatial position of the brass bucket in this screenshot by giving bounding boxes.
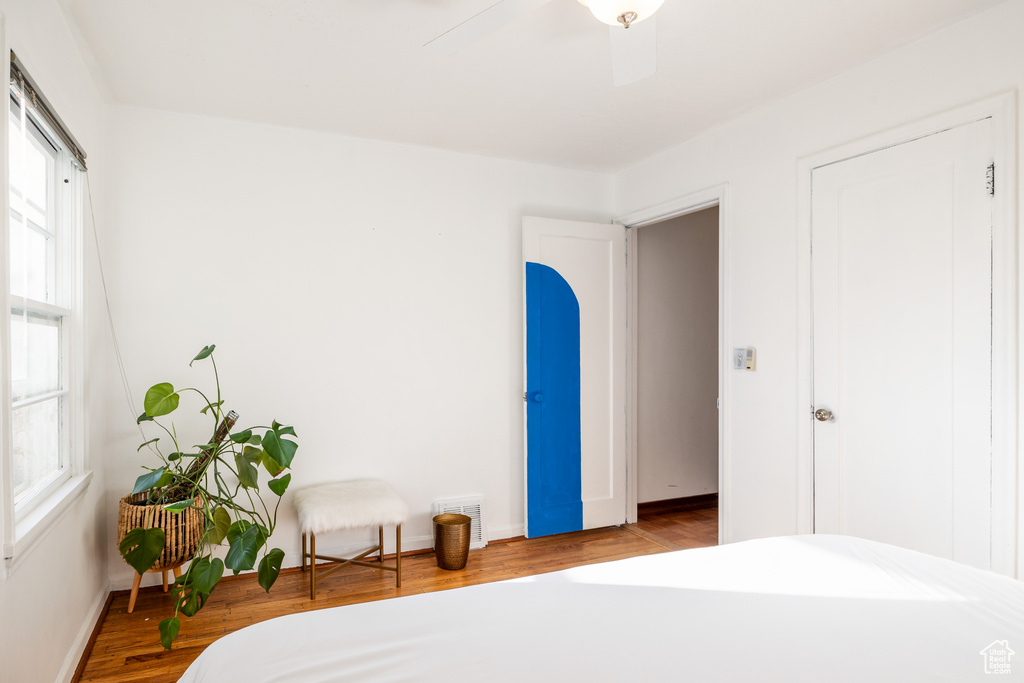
[433,513,471,571]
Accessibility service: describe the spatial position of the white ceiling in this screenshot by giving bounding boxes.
[61,0,1005,171]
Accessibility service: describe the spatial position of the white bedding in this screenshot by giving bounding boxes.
[178,535,1024,682]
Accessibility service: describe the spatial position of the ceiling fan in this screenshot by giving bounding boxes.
[424,0,665,86]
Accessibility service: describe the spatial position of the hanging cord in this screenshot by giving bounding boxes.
[83,171,145,435]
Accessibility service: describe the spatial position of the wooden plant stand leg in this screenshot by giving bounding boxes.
[161,562,186,593]
[128,573,143,614]
[128,562,186,615]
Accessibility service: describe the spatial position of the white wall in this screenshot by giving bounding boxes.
[0,1,111,682]
[101,106,613,588]
[615,0,1024,544]
[636,208,719,503]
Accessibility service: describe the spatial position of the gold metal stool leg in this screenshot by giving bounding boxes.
[379,526,385,562]
[301,532,307,573]
[396,524,402,588]
[310,532,317,600]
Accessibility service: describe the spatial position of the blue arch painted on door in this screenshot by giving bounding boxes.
[526,261,583,538]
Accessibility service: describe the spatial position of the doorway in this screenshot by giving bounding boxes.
[632,206,720,546]
[522,189,729,541]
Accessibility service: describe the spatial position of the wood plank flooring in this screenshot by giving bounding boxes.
[636,494,718,548]
[77,505,717,682]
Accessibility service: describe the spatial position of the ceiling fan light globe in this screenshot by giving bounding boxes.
[578,0,664,27]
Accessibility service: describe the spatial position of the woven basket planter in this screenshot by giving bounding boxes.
[117,493,205,572]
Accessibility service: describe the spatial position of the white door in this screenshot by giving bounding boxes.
[523,217,626,537]
[812,118,995,569]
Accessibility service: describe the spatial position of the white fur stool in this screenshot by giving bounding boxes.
[293,479,408,599]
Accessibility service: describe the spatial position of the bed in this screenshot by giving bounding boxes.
[178,535,1024,682]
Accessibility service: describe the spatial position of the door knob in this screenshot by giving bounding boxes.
[530,392,545,403]
[814,408,834,422]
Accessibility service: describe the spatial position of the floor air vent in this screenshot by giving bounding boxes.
[433,497,487,549]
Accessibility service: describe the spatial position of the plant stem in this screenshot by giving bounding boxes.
[161,411,237,502]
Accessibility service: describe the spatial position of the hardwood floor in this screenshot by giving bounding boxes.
[76,505,717,682]
[636,494,719,548]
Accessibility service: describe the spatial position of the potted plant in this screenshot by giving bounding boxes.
[117,344,298,649]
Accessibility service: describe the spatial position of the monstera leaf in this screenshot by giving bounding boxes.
[159,617,180,650]
[119,527,166,575]
[144,383,179,417]
[258,548,286,592]
[225,522,267,573]
[132,467,172,495]
[262,425,297,469]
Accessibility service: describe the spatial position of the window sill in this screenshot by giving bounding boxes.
[4,471,93,576]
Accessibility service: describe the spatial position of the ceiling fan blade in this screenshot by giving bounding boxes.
[609,15,657,86]
[424,0,555,57]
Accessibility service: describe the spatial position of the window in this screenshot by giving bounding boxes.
[5,60,84,522]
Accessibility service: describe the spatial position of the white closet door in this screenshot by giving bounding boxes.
[812,118,994,570]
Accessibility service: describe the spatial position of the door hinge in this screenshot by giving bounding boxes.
[523,392,527,402]
[987,163,995,196]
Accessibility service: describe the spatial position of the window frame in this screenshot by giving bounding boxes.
[8,95,72,512]
[1,54,86,569]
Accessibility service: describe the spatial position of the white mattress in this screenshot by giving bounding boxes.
[178,535,1024,682]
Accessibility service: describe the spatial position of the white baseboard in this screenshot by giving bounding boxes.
[57,581,111,683]
[487,524,525,541]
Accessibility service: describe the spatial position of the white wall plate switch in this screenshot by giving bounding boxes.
[734,347,756,371]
